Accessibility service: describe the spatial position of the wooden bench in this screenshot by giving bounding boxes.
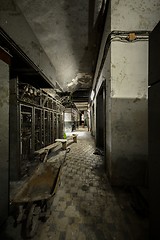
[67,134,78,142]
[55,139,67,150]
[34,134,78,161]
[55,134,78,150]
[34,142,60,162]
[72,134,78,143]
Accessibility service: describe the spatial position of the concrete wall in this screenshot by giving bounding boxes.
[109,0,160,185]
[92,0,160,185]
[0,60,9,225]
[0,0,56,86]
[111,0,160,31]
[110,41,148,185]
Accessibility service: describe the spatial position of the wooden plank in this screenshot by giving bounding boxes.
[55,139,67,143]
[34,142,59,155]
[45,142,59,150]
[34,134,78,157]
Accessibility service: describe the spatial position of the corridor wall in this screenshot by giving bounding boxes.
[92,0,160,186]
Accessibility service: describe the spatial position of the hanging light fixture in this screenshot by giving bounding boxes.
[90,90,95,101]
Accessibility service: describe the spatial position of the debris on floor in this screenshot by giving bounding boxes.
[93,148,104,156]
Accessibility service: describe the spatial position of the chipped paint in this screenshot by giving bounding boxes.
[111,0,160,31]
[93,0,157,185]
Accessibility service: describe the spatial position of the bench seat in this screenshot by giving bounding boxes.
[55,139,67,150]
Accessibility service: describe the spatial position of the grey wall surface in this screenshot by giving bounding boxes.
[0,60,9,225]
[92,0,160,185]
[111,0,160,31]
[110,41,148,185]
[111,98,148,185]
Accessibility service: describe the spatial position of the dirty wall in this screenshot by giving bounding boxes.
[92,0,160,185]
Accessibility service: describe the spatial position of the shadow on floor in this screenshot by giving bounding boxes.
[0,222,14,240]
[112,186,149,240]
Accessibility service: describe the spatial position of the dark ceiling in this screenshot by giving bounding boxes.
[1,0,108,108]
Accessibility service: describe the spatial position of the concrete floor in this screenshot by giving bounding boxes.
[0,129,148,240]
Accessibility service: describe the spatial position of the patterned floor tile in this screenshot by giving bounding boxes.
[0,130,148,240]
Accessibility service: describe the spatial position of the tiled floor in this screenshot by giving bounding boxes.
[0,129,148,240]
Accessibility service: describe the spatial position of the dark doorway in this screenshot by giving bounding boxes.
[149,21,160,239]
[96,82,106,151]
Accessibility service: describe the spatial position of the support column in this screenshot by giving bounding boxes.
[0,59,9,225]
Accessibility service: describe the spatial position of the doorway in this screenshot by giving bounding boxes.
[96,81,106,152]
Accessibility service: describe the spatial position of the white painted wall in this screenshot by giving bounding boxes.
[111,42,148,99]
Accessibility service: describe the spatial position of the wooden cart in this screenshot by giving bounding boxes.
[10,162,61,239]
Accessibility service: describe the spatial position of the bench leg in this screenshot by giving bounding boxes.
[73,136,77,143]
[62,142,67,150]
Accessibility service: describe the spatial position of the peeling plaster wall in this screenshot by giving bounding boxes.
[110,41,148,185]
[0,60,9,225]
[111,0,160,31]
[109,0,160,185]
[0,0,56,86]
[93,0,160,185]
